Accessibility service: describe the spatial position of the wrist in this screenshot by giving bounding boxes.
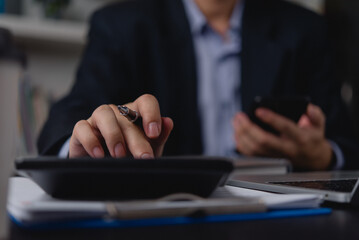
[314,140,333,170]
[327,149,337,170]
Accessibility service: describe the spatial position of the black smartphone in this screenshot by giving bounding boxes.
[248,96,310,135]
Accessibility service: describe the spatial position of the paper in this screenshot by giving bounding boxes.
[8,177,266,223]
[223,185,324,209]
[7,177,326,229]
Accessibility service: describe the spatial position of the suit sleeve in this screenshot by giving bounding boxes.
[37,10,127,155]
[301,17,359,170]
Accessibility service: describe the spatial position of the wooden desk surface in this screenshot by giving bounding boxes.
[9,207,359,240]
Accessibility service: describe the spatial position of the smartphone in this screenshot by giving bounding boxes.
[248,96,310,135]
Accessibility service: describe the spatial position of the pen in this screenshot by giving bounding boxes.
[117,105,143,127]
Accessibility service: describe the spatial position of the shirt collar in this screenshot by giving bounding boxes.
[182,0,245,35]
[229,0,245,32]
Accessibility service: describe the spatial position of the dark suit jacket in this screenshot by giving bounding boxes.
[38,0,359,169]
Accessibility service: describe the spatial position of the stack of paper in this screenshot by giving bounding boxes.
[7,177,328,229]
[8,178,266,224]
[221,186,324,209]
[229,156,292,175]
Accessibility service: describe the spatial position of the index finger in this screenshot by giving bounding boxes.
[130,94,162,139]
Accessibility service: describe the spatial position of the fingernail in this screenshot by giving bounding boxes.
[141,153,153,159]
[308,105,316,117]
[148,122,160,137]
[115,143,126,158]
[256,108,269,118]
[93,147,103,158]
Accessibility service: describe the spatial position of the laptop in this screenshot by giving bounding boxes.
[227,171,359,205]
[0,60,21,239]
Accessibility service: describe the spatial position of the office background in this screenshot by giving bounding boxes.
[0,0,357,155]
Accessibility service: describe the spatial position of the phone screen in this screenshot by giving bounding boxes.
[248,96,310,135]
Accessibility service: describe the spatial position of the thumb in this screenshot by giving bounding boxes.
[306,104,325,128]
[152,117,174,157]
[298,115,311,128]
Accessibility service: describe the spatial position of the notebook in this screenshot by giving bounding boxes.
[8,177,329,230]
[227,171,359,205]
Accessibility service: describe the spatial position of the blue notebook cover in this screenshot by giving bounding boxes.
[10,208,332,230]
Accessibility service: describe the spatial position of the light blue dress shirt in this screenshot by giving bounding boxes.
[182,0,244,157]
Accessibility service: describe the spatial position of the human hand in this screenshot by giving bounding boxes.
[69,94,174,159]
[232,104,333,170]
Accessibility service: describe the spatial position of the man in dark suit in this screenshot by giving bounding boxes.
[38,0,359,170]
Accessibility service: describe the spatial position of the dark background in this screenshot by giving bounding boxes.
[326,0,359,137]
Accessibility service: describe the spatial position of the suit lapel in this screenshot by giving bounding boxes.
[156,0,203,154]
[241,0,285,113]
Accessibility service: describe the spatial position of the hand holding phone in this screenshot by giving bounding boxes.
[248,96,310,135]
[235,98,332,170]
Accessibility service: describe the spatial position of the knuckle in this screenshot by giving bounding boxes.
[108,104,118,111]
[92,105,115,122]
[140,94,158,105]
[141,93,155,100]
[73,120,88,135]
[94,105,112,116]
[74,120,87,129]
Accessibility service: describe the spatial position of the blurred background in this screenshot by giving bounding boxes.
[0,0,357,156]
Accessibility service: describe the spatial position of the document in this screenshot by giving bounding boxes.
[7,177,327,229]
[7,177,265,224]
[221,186,324,209]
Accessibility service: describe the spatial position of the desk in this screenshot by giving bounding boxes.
[9,207,359,240]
